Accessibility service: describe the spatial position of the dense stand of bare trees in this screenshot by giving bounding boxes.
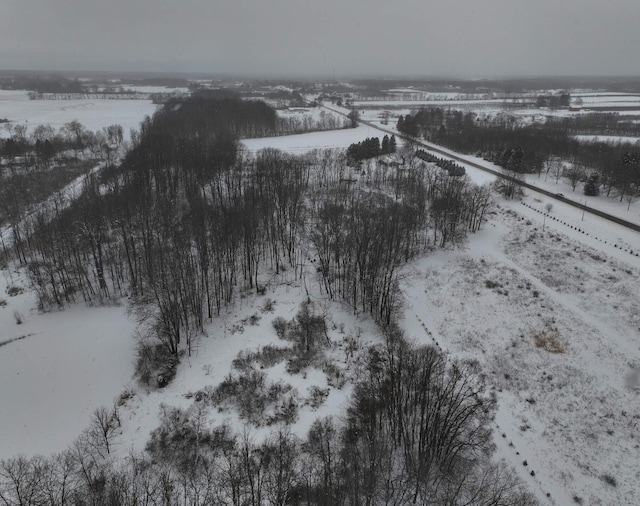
[310,162,492,324]
[0,97,526,504]
[7,96,492,349]
[7,98,313,364]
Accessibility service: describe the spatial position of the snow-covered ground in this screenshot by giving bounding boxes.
[242,124,375,154]
[2,99,640,503]
[0,89,158,138]
[115,283,379,456]
[574,134,640,145]
[0,269,136,459]
[352,98,512,108]
[401,196,640,505]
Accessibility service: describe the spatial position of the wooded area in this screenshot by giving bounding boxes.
[0,96,518,505]
[397,108,640,202]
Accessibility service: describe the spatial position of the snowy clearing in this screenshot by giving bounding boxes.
[242,124,375,154]
[0,268,136,459]
[574,134,640,145]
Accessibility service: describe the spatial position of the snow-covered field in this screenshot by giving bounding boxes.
[352,98,510,108]
[0,89,158,138]
[401,197,640,505]
[575,94,640,107]
[242,124,375,154]
[347,92,640,124]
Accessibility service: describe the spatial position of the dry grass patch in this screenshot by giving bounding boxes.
[533,325,566,353]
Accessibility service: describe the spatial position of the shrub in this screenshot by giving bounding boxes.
[146,406,234,470]
[307,386,330,409]
[262,298,276,313]
[322,361,346,389]
[135,340,178,388]
[259,345,292,366]
[286,354,313,374]
[0,298,6,307]
[601,474,617,487]
[533,325,565,353]
[212,370,295,425]
[6,285,24,297]
[232,345,292,371]
[267,393,299,425]
[272,316,289,338]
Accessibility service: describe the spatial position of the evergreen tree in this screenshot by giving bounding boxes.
[584,173,600,196]
[389,135,397,153]
[381,135,390,155]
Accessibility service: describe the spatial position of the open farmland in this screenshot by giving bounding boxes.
[0,89,158,138]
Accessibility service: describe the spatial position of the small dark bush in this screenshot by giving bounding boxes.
[6,285,24,297]
[146,407,234,470]
[272,317,289,338]
[267,394,299,425]
[233,345,292,371]
[212,370,295,425]
[262,298,276,313]
[322,361,346,388]
[307,386,330,409]
[485,280,501,289]
[135,341,178,388]
[249,312,261,326]
[286,354,313,374]
[601,474,617,487]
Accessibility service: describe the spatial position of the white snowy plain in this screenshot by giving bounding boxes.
[0,89,158,138]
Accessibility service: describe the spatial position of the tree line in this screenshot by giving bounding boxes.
[345,135,397,165]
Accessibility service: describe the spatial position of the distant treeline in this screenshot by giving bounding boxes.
[28,92,160,100]
[0,75,84,94]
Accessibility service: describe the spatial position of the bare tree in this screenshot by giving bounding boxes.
[88,405,120,457]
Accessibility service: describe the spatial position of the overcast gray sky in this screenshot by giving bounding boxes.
[1,0,639,77]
